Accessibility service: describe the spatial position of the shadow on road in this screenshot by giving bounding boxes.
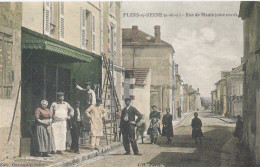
[147,125,234,167]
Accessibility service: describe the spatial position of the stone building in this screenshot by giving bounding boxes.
[174,64,183,118]
[122,26,175,116]
[0,2,22,160]
[124,68,151,124]
[211,89,217,114]
[183,84,190,113]
[239,2,260,165]
[188,86,201,112]
[214,71,229,116]
[226,64,243,117]
[0,1,123,157]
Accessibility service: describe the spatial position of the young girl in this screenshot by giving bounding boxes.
[149,118,161,144]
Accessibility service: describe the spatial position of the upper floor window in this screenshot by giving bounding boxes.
[59,2,64,40]
[0,31,13,99]
[80,7,91,50]
[44,2,55,36]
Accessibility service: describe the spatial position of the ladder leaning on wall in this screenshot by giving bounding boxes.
[100,53,121,145]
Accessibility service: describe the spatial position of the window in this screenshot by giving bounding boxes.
[109,24,117,60]
[80,7,91,50]
[59,2,64,40]
[0,31,13,99]
[44,2,51,36]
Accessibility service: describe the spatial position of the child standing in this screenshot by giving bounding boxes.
[149,118,161,144]
[136,115,146,144]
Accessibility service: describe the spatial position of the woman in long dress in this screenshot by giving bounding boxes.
[35,100,55,157]
[162,108,174,144]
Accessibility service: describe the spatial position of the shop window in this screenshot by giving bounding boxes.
[0,33,13,99]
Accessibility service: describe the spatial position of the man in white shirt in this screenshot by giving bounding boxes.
[50,92,74,154]
[75,81,96,143]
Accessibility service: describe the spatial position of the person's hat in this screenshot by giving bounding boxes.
[124,98,131,102]
[74,99,80,104]
[96,98,102,103]
[57,92,64,96]
[84,81,91,86]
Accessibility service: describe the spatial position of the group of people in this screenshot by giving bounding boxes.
[33,80,208,157]
[33,81,107,157]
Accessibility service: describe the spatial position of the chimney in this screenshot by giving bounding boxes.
[175,64,179,75]
[154,25,161,42]
[197,88,199,93]
[132,26,138,42]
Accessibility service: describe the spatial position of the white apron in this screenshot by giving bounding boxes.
[52,108,67,151]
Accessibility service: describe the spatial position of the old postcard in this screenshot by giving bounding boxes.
[0,1,258,166]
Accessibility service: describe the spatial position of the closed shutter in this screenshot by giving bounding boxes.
[92,15,95,52]
[59,2,65,40]
[80,7,86,49]
[113,27,117,60]
[44,2,51,36]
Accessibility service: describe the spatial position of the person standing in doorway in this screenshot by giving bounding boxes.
[34,100,55,157]
[120,98,142,155]
[51,92,74,154]
[85,98,107,150]
[162,108,174,144]
[191,112,203,144]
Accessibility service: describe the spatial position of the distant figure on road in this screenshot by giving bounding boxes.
[120,98,142,155]
[162,108,173,144]
[191,112,203,144]
[234,115,243,143]
[136,115,146,144]
[149,118,160,144]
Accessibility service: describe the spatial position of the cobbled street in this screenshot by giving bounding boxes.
[78,110,251,167]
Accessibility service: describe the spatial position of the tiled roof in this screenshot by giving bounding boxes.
[122,28,174,51]
[125,68,150,85]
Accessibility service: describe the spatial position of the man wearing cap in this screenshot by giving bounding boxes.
[85,98,107,150]
[120,98,142,155]
[69,99,82,153]
[50,92,74,154]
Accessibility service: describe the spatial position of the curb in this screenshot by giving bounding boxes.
[48,142,123,167]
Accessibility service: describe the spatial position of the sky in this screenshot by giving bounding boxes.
[122,1,243,97]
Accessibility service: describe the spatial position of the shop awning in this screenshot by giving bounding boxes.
[21,27,99,63]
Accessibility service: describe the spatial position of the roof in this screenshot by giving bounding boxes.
[125,68,150,85]
[122,28,174,52]
[21,27,99,63]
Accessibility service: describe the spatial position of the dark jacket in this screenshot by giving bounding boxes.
[191,117,203,138]
[149,111,161,120]
[162,114,173,137]
[120,106,142,129]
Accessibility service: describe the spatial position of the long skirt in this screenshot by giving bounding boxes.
[192,128,203,139]
[52,121,67,151]
[36,124,55,153]
[162,125,174,137]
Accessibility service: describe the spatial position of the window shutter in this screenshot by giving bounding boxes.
[44,2,51,36]
[92,15,95,52]
[59,2,65,40]
[80,7,86,49]
[113,28,117,58]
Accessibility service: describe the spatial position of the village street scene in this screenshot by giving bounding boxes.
[0,1,259,167]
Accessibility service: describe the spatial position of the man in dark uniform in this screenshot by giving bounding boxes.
[120,98,142,155]
[69,99,82,153]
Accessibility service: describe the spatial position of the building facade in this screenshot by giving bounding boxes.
[0,2,22,160]
[239,2,260,165]
[122,26,175,116]
[211,89,217,114]
[226,64,243,117]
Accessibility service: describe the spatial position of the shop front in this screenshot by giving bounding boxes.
[20,27,102,155]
